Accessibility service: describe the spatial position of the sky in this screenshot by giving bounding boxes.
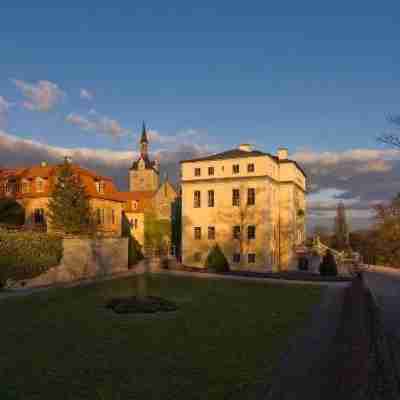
[1,1,400,231]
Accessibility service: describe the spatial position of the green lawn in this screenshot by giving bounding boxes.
[0,274,321,400]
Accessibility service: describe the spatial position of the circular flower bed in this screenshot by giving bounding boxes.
[105,296,178,314]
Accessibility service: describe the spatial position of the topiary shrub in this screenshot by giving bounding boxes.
[298,256,309,271]
[205,245,230,273]
[319,250,338,276]
[0,230,63,287]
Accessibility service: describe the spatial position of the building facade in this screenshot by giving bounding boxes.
[180,144,306,271]
[0,123,177,246]
[0,162,124,236]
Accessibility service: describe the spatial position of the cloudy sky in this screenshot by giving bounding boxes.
[1,2,400,232]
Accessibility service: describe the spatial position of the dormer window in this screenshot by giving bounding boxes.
[36,177,44,192]
[22,180,30,193]
[95,180,105,194]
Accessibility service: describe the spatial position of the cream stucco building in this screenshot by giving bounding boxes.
[180,144,306,271]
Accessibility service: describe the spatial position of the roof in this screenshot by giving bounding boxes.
[180,148,307,178]
[0,163,124,202]
[140,121,148,144]
[118,191,155,213]
[180,149,270,163]
[130,155,158,172]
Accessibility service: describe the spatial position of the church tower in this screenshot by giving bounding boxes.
[129,122,160,192]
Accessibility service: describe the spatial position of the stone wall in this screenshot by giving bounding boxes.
[25,237,128,287]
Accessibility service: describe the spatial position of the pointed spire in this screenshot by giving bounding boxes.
[140,121,148,144]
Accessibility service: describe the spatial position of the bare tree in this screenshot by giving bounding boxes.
[378,115,400,148]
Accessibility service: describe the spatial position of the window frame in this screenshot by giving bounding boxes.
[247,188,255,205]
[232,164,240,174]
[247,225,256,240]
[208,166,214,176]
[194,226,202,240]
[193,190,201,208]
[232,188,240,206]
[233,253,241,263]
[233,225,241,239]
[194,167,201,177]
[247,163,255,173]
[208,190,214,207]
[248,253,256,263]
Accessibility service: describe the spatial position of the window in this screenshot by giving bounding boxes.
[247,163,255,172]
[95,180,105,194]
[194,252,202,262]
[96,209,105,225]
[194,227,202,240]
[36,178,44,192]
[111,209,116,225]
[233,225,241,239]
[232,164,240,174]
[248,225,256,240]
[22,180,30,193]
[194,190,201,208]
[232,189,240,206]
[208,226,215,240]
[208,167,214,176]
[208,190,214,207]
[132,201,138,210]
[34,208,45,224]
[5,182,12,193]
[247,188,255,205]
[194,168,201,177]
[248,253,256,263]
[0,183,4,194]
[233,253,241,263]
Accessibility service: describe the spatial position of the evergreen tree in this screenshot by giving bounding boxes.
[333,202,350,251]
[48,159,92,235]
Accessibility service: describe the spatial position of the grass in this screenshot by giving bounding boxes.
[0,274,322,400]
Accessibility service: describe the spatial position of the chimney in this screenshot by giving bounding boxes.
[40,161,48,167]
[239,144,252,152]
[277,148,288,160]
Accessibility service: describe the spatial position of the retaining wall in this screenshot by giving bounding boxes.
[24,237,129,287]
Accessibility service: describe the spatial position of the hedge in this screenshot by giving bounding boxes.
[0,230,63,287]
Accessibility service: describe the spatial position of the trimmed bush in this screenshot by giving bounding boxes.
[205,245,230,273]
[319,250,338,277]
[0,230,63,287]
[298,256,309,271]
[128,235,144,267]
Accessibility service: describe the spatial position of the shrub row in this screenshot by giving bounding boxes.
[0,230,63,287]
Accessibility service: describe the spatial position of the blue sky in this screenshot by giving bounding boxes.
[1,1,400,230]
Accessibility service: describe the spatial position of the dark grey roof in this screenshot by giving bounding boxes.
[180,149,272,163]
[180,148,307,178]
[130,155,158,173]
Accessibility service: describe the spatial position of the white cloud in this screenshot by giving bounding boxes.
[80,88,93,100]
[0,130,207,189]
[65,112,129,138]
[12,79,65,111]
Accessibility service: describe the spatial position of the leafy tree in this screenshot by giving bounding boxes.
[0,198,25,226]
[332,202,351,251]
[205,244,230,273]
[144,212,171,255]
[171,197,182,259]
[48,160,93,235]
[373,193,400,267]
[319,249,338,276]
